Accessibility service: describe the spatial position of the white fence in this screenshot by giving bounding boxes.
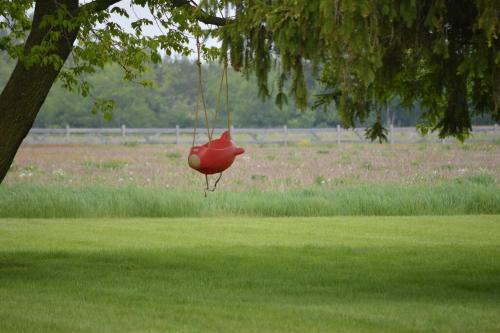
[25,125,499,145]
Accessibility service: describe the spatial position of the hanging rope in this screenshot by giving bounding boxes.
[210,60,230,139]
[190,39,233,195]
[192,74,200,146]
[225,60,231,134]
[205,62,229,195]
[192,36,212,146]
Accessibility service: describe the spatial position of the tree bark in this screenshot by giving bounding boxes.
[0,0,79,183]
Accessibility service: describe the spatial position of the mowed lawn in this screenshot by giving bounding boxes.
[0,216,499,332]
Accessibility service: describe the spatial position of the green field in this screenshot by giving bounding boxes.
[1,216,499,332]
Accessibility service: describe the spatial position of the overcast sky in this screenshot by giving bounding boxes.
[81,0,219,57]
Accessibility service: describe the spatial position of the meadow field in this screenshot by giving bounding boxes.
[4,141,500,190]
[1,141,499,217]
[1,142,499,332]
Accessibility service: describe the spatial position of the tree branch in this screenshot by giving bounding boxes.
[79,0,123,13]
[79,0,229,26]
[195,9,229,26]
[170,0,229,26]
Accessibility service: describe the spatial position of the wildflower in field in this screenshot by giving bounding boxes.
[51,169,65,181]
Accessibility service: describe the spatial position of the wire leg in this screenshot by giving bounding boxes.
[204,173,223,197]
[204,174,209,197]
[212,172,223,190]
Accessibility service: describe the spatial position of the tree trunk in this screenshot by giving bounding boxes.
[0,0,79,184]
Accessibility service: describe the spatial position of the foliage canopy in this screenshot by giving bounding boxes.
[1,0,498,140]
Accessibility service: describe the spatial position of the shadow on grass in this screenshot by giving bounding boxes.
[1,246,499,304]
[1,246,500,332]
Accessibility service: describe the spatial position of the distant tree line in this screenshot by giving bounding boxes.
[0,55,493,129]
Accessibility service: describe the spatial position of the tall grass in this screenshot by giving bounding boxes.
[1,178,498,218]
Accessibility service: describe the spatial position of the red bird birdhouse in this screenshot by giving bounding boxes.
[188,131,244,175]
